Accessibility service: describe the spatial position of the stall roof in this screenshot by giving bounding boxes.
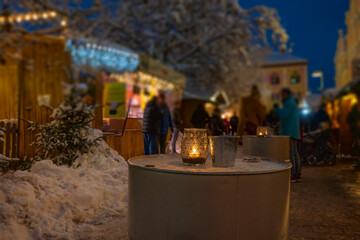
[183,88,230,106]
[138,53,186,89]
[262,52,308,67]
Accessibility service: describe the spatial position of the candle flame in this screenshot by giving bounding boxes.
[192,148,196,154]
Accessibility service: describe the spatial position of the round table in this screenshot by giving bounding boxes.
[243,135,290,161]
[128,154,291,240]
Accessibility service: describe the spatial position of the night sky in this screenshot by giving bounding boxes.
[240,0,350,93]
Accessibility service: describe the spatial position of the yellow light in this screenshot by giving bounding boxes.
[33,14,38,20]
[16,16,22,22]
[0,17,5,23]
[60,19,67,26]
[43,13,48,19]
[50,11,57,17]
[25,14,30,21]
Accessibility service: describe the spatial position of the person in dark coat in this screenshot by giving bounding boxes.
[210,108,225,136]
[171,100,182,153]
[142,96,163,155]
[158,93,174,154]
[229,112,239,135]
[191,103,210,128]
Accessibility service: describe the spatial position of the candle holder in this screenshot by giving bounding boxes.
[257,126,274,137]
[209,136,239,167]
[181,128,208,166]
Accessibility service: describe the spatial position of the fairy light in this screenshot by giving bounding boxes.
[60,18,67,27]
[32,14,38,20]
[50,11,56,17]
[25,14,30,21]
[66,39,140,72]
[43,13,48,19]
[16,16,22,23]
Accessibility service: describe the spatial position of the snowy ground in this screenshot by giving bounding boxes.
[0,131,128,240]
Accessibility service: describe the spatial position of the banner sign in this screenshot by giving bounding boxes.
[103,83,126,118]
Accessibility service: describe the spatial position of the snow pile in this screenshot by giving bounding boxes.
[0,133,128,240]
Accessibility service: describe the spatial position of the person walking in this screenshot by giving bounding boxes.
[171,100,182,153]
[347,97,360,168]
[210,108,225,136]
[229,112,239,135]
[158,93,174,154]
[191,103,210,128]
[142,96,163,155]
[276,88,301,182]
[237,85,266,137]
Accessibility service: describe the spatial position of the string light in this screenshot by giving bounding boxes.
[66,39,140,72]
[60,18,67,27]
[0,11,63,25]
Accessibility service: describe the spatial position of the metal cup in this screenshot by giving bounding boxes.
[209,136,239,167]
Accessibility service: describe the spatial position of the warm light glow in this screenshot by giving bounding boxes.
[33,14,38,20]
[16,16,22,22]
[50,11,57,17]
[190,147,199,158]
[25,14,30,21]
[60,19,67,26]
[0,17,4,23]
[43,13,48,19]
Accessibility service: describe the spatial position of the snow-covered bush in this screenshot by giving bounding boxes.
[30,83,101,166]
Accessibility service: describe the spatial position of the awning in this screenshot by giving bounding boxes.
[138,53,186,89]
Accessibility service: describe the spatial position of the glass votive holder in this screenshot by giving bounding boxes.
[181,128,208,166]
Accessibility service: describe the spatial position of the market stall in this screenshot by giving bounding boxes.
[67,39,186,159]
[325,83,359,155]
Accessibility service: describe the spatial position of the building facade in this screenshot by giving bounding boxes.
[335,0,360,89]
[259,52,308,111]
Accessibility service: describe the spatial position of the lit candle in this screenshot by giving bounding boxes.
[190,148,199,158]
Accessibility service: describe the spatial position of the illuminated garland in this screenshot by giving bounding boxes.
[0,11,67,26]
[66,39,139,72]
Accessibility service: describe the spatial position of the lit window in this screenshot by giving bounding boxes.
[290,71,300,84]
[270,73,280,85]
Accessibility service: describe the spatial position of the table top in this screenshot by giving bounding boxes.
[128,154,291,175]
[243,135,290,139]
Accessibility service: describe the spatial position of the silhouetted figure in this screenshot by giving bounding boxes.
[158,93,174,154]
[237,85,266,136]
[191,103,210,128]
[171,100,182,153]
[210,108,225,136]
[229,112,239,135]
[143,96,163,155]
[276,88,301,182]
[347,99,360,168]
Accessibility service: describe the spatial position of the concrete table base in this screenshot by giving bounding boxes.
[128,155,291,240]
